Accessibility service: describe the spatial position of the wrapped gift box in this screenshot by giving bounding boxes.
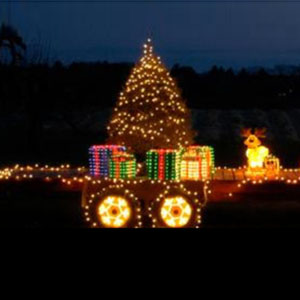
[89,145,126,177]
[146,149,181,180]
[264,155,280,177]
[180,146,215,181]
[109,152,137,179]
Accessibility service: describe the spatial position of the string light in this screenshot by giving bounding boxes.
[148,184,204,228]
[1,163,300,228]
[98,196,132,228]
[89,145,126,177]
[160,196,192,228]
[109,152,137,179]
[83,184,142,228]
[242,128,280,178]
[265,155,280,178]
[107,38,194,154]
[180,146,215,181]
[146,149,181,180]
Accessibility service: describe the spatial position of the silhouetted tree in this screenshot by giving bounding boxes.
[0,23,26,65]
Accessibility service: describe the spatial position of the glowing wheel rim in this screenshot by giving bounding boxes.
[160,196,192,228]
[98,196,131,228]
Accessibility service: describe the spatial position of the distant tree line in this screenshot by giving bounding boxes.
[171,64,300,109]
[0,23,300,112]
[1,61,300,114]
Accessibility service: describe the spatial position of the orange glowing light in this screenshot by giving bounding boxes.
[246,146,269,168]
[98,196,131,228]
[160,196,192,228]
[242,129,270,173]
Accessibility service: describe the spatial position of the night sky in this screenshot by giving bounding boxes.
[6,1,300,70]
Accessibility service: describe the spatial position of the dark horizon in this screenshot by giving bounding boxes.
[3,2,300,71]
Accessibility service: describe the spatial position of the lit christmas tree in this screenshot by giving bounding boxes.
[107,38,194,154]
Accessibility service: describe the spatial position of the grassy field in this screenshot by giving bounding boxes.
[203,202,300,228]
[0,181,83,228]
[1,180,300,228]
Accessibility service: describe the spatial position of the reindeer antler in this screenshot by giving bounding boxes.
[254,128,267,138]
[241,128,252,137]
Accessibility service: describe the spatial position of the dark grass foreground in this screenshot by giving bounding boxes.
[1,180,300,228]
[0,181,84,228]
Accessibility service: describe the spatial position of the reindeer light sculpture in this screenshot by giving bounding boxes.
[242,128,269,176]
